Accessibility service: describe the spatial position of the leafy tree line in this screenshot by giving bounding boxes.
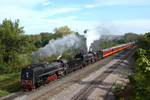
[0,19,81,74]
[32,30,85,64]
[0,19,139,75]
[32,26,80,48]
[0,19,36,74]
[126,32,150,100]
[112,33,138,44]
[137,33,150,59]
[90,33,139,51]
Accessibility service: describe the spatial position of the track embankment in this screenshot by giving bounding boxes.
[1,46,137,100]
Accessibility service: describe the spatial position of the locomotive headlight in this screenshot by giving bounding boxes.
[26,72,29,77]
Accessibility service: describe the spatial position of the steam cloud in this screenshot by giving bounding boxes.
[32,34,81,63]
[85,22,117,51]
[90,35,122,51]
[85,29,100,51]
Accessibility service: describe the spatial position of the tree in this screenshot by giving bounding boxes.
[124,32,139,42]
[0,19,36,74]
[40,32,54,47]
[128,48,150,100]
[54,26,74,38]
[84,29,89,34]
[31,34,42,48]
[0,19,25,63]
[138,33,150,51]
[0,40,6,74]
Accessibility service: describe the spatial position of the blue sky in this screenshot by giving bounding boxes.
[0,0,150,35]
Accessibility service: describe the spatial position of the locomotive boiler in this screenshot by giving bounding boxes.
[21,59,68,90]
[20,42,135,91]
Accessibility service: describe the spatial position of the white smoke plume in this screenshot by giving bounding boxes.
[32,34,81,63]
[85,22,117,51]
[85,29,101,51]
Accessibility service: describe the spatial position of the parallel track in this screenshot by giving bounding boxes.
[71,46,136,100]
[1,46,135,100]
[33,47,134,100]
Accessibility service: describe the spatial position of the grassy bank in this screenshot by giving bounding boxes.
[0,73,20,97]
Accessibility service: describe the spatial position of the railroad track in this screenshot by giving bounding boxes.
[33,47,134,100]
[32,56,114,99]
[1,46,135,100]
[71,46,136,100]
[2,53,114,100]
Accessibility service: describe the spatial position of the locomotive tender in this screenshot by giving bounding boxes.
[20,42,135,91]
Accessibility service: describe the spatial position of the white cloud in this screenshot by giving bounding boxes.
[85,5,97,8]
[113,20,150,34]
[42,2,52,6]
[0,0,150,35]
[0,6,81,20]
[84,0,150,8]
[0,0,83,35]
[55,16,78,20]
[115,20,150,28]
[84,1,122,8]
[95,0,150,6]
[0,0,49,9]
[0,0,81,20]
[48,8,81,15]
[21,16,99,34]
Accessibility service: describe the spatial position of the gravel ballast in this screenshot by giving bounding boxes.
[1,46,136,100]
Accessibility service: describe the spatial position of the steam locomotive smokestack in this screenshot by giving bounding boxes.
[32,34,81,63]
[85,29,100,52]
[85,22,117,51]
[57,53,62,60]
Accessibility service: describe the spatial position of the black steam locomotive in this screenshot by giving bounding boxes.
[20,42,135,91]
[20,52,98,90]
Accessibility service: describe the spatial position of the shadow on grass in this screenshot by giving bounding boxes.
[0,73,21,97]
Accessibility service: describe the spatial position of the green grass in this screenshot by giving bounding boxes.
[0,73,21,97]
